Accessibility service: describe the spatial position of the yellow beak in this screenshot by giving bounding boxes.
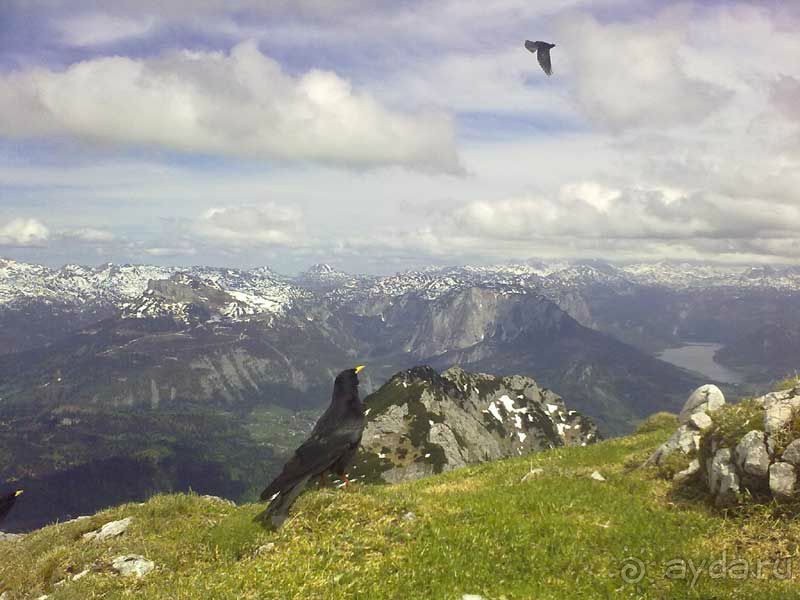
[15,490,23,497]
[354,365,366,374]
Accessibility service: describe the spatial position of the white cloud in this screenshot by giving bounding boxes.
[144,246,197,257]
[0,41,460,173]
[0,218,50,247]
[557,11,732,131]
[194,204,305,247]
[62,228,116,243]
[55,13,156,47]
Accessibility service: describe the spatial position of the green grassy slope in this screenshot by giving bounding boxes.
[2,425,799,599]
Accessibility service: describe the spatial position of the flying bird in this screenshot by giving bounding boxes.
[525,40,556,76]
[258,366,366,529]
[0,490,23,525]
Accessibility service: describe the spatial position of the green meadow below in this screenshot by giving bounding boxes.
[2,423,800,599]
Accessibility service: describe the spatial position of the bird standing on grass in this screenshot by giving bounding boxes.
[0,489,23,525]
[258,366,366,529]
[525,40,556,75]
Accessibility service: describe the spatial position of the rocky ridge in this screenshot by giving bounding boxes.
[355,366,598,483]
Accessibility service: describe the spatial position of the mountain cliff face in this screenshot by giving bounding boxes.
[354,366,598,483]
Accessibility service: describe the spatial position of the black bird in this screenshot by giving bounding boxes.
[0,489,23,525]
[258,366,366,529]
[525,40,556,76]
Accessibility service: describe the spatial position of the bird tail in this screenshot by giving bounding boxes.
[256,475,311,530]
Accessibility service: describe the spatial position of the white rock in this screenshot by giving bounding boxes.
[590,471,606,482]
[644,425,701,467]
[521,468,544,482]
[462,595,487,600]
[402,511,416,522]
[679,384,725,424]
[769,462,797,500]
[254,542,276,556]
[83,517,132,541]
[707,448,740,507]
[735,430,771,479]
[673,459,701,484]
[688,412,713,431]
[72,569,90,581]
[781,439,800,466]
[0,532,24,542]
[201,495,235,506]
[111,555,155,578]
[764,395,800,435]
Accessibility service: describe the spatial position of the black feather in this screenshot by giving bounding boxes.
[0,490,22,525]
[257,368,365,528]
[525,40,556,76]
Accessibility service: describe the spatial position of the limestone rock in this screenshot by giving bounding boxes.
[679,384,725,424]
[673,459,700,484]
[769,462,797,500]
[83,517,132,541]
[707,448,740,507]
[645,425,700,467]
[111,555,154,578]
[590,471,606,482]
[781,439,800,466]
[735,430,771,480]
[688,412,713,431]
[764,392,800,434]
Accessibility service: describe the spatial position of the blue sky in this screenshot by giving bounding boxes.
[1,0,799,273]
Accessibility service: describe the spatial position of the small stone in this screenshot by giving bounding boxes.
[462,595,487,600]
[688,412,713,431]
[521,468,544,482]
[254,543,276,556]
[72,569,90,581]
[673,459,700,484]
[769,462,797,500]
[83,517,132,541]
[201,495,235,506]
[401,511,416,522]
[781,439,800,466]
[111,555,155,578]
[590,471,606,482]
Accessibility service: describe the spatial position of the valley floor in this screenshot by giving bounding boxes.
[2,426,800,599]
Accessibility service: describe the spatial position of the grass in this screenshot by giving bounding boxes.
[3,423,800,599]
[635,412,679,435]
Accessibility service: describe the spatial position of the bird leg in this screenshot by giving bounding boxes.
[339,473,352,489]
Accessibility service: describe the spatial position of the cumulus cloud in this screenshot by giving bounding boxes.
[194,203,305,247]
[0,41,460,172]
[558,11,731,131]
[0,218,50,247]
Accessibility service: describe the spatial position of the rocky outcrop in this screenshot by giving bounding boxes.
[354,366,598,483]
[656,381,800,507]
[645,384,725,468]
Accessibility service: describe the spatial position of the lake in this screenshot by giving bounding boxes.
[656,342,746,384]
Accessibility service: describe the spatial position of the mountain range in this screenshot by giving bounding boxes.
[2,257,799,530]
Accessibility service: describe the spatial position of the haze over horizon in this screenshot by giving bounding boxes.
[2,1,799,273]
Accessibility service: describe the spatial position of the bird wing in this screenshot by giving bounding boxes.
[537,47,552,75]
[524,40,539,54]
[260,427,359,501]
